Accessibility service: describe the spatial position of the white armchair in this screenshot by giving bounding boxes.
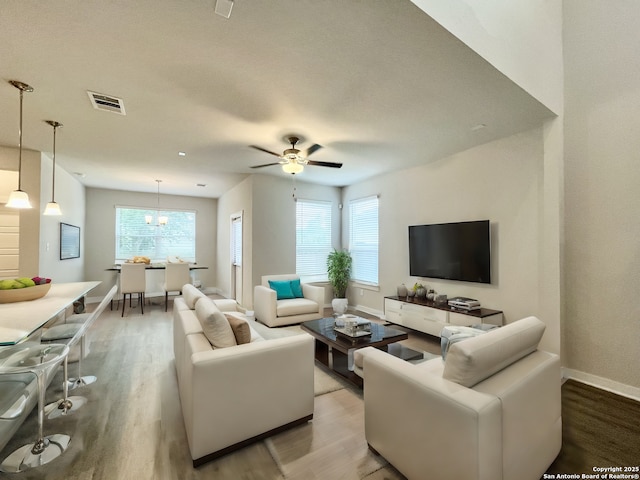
[358,316,562,480]
[254,274,324,327]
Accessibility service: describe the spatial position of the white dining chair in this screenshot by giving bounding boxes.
[120,263,147,316]
[163,262,192,311]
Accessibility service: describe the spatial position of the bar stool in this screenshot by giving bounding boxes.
[0,342,70,473]
[120,263,147,317]
[41,285,117,416]
[163,262,191,311]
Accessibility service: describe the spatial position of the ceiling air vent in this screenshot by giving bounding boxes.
[87,91,126,115]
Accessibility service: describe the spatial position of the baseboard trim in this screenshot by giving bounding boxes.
[352,304,384,319]
[192,414,313,468]
[562,368,640,402]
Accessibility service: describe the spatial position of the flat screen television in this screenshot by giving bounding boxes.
[408,220,491,284]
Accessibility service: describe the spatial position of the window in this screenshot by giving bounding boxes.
[349,195,379,285]
[115,207,196,262]
[231,214,242,266]
[296,199,332,281]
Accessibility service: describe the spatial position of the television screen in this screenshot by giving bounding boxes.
[408,220,491,284]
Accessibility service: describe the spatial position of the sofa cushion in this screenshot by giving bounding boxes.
[290,278,304,298]
[443,316,545,388]
[183,284,207,310]
[276,298,319,317]
[195,299,237,348]
[225,314,251,345]
[268,280,295,300]
[213,299,239,312]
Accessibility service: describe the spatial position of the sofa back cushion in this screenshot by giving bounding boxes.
[443,316,546,388]
[183,284,207,310]
[195,298,237,348]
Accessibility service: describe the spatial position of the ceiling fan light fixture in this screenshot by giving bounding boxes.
[282,162,303,175]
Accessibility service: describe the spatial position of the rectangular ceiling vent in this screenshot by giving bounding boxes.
[87,91,126,115]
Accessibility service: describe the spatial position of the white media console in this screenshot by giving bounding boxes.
[384,296,503,337]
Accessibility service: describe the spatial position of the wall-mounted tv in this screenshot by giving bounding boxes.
[408,220,491,284]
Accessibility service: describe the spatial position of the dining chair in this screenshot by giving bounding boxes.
[120,263,147,316]
[163,262,192,312]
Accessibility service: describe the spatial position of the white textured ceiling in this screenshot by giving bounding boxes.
[0,0,554,198]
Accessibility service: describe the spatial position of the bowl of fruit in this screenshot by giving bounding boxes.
[0,277,52,304]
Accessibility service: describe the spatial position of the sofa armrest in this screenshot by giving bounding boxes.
[187,334,315,461]
[361,347,502,480]
[254,285,277,325]
[302,283,325,314]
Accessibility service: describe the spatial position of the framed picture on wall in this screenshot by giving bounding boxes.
[60,222,80,260]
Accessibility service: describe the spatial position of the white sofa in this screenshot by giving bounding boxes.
[253,274,324,327]
[356,316,561,480]
[173,285,315,467]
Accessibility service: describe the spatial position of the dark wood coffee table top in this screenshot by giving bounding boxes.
[301,317,409,355]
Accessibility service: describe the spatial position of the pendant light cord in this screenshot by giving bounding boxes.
[51,124,57,202]
[17,89,24,191]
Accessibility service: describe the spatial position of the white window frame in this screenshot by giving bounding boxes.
[349,195,379,286]
[115,206,196,263]
[296,198,332,283]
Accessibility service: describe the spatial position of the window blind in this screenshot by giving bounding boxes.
[296,199,332,279]
[232,215,242,266]
[349,195,379,284]
[115,207,196,262]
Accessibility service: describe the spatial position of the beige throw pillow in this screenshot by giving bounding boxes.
[195,298,237,348]
[225,314,252,345]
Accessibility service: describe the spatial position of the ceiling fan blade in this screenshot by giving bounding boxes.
[305,143,323,157]
[249,145,282,157]
[250,162,282,169]
[306,160,342,168]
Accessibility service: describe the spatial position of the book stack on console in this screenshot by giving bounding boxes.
[448,296,482,311]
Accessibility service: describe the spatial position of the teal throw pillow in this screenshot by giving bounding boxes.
[268,280,295,300]
[290,278,304,298]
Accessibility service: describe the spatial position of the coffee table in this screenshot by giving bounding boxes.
[301,317,423,387]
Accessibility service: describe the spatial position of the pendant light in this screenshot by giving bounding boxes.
[43,121,63,216]
[145,180,168,226]
[6,80,34,209]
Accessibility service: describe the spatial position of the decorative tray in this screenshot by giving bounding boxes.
[334,327,372,338]
[0,283,52,304]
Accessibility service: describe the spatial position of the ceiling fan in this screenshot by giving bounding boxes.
[250,136,342,174]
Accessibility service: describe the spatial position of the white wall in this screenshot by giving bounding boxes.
[38,153,86,282]
[216,176,253,301]
[216,174,340,309]
[343,128,561,350]
[411,0,563,114]
[84,188,217,299]
[563,1,640,394]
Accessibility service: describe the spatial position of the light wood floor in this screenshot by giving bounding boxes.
[0,302,441,480]
[4,301,635,479]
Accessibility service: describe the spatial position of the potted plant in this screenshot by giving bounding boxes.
[327,249,352,314]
